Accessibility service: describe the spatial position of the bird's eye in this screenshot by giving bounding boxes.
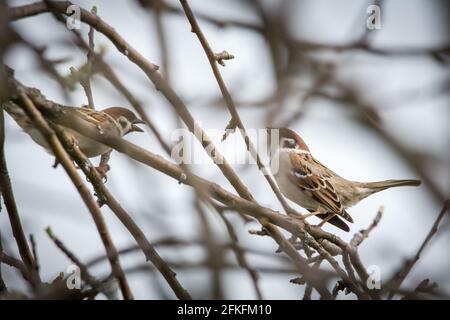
[118,117,130,129]
[283,138,296,148]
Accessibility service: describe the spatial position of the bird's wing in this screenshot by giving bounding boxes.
[70,108,113,126]
[287,152,353,223]
[59,107,120,135]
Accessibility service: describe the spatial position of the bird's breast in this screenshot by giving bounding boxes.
[272,149,320,211]
[66,128,112,158]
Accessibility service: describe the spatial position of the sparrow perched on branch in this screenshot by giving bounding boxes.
[3,104,145,177]
[267,128,421,232]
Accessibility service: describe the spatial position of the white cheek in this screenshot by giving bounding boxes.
[118,116,131,133]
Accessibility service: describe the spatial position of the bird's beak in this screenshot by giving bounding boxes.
[133,118,146,125]
[131,124,144,132]
[131,119,146,133]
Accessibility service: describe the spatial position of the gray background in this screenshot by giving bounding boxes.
[2,0,449,299]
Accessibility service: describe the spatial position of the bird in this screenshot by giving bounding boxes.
[3,103,145,177]
[267,127,421,232]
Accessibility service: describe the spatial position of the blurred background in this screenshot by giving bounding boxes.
[1,0,449,299]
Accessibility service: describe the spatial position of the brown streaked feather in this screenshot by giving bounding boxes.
[288,152,353,223]
[76,108,113,125]
[58,107,122,136]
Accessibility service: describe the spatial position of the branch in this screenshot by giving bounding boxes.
[0,106,40,289]
[290,39,450,58]
[9,0,257,205]
[46,227,99,287]
[66,31,173,155]
[0,232,7,293]
[1,252,31,283]
[86,237,296,269]
[217,209,263,299]
[179,0,299,217]
[302,259,322,300]
[28,234,40,278]
[387,201,449,299]
[4,75,335,297]
[84,6,96,109]
[194,200,224,299]
[16,91,133,300]
[52,125,192,300]
[179,2,349,299]
[350,207,384,247]
[31,2,331,296]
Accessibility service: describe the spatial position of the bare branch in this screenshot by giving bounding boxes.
[351,207,384,247]
[45,227,98,287]
[217,210,263,299]
[16,91,133,300]
[0,232,7,293]
[387,201,449,299]
[179,0,299,217]
[28,234,40,278]
[52,123,192,300]
[0,107,40,289]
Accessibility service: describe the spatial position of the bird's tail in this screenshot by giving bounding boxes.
[358,179,421,192]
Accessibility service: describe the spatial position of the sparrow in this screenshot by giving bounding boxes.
[267,127,421,232]
[3,103,145,177]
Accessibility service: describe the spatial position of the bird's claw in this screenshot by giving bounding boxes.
[95,164,110,183]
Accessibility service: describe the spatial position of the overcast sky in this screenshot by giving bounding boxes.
[2,0,449,299]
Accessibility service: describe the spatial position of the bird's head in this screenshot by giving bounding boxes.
[266,127,310,152]
[102,107,145,136]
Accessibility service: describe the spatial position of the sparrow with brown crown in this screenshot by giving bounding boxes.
[267,127,421,231]
[4,104,145,178]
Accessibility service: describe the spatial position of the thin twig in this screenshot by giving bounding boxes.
[351,207,384,247]
[86,237,294,269]
[341,252,360,296]
[387,201,449,299]
[153,4,170,81]
[73,6,97,109]
[45,227,98,287]
[0,232,7,293]
[136,0,263,33]
[63,31,173,155]
[302,259,322,300]
[0,107,40,289]
[28,234,40,277]
[1,252,31,282]
[194,200,224,299]
[217,211,263,299]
